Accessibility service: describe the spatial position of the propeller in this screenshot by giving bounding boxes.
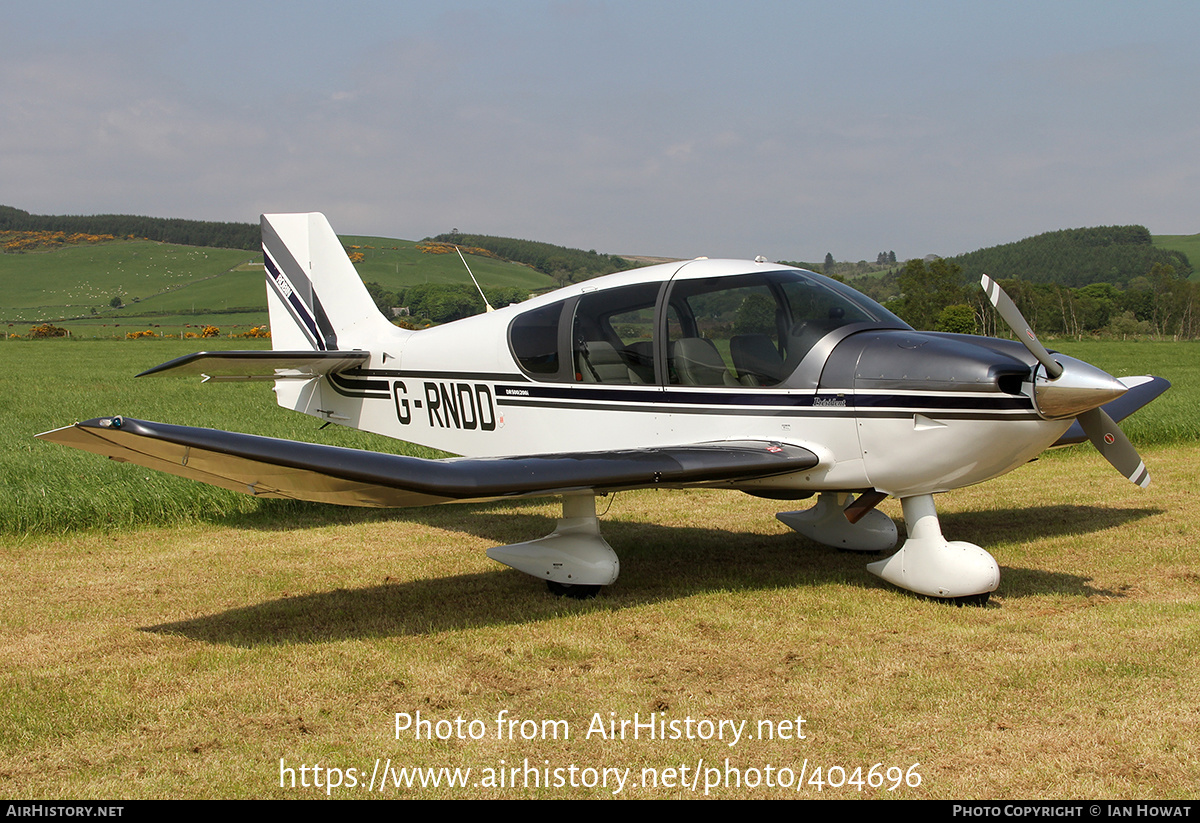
[980,274,1150,487]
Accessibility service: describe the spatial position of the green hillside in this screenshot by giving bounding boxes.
[1153,233,1200,282]
[428,232,634,282]
[339,235,557,292]
[0,241,258,324]
[6,214,1195,338]
[0,232,558,333]
[947,226,1191,287]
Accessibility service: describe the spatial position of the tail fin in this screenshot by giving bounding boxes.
[261,213,400,351]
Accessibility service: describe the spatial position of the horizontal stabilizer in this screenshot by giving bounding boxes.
[1052,375,1170,447]
[136,350,370,381]
[36,417,819,508]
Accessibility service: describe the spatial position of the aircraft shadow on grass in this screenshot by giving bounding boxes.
[144,502,1159,646]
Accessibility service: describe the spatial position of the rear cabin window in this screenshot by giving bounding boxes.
[509,301,565,376]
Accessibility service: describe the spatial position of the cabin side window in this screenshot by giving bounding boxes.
[571,283,661,384]
[509,269,900,385]
[666,275,788,387]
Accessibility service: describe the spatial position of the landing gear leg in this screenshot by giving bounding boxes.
[866,494,998,601]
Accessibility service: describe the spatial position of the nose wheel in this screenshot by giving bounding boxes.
[867,494,1000,600]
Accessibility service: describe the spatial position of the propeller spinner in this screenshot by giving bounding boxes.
[980,274,1150,488]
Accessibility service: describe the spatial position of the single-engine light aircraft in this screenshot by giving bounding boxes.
[38,213,1169,604]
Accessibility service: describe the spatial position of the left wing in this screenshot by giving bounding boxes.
[36,417,819,508]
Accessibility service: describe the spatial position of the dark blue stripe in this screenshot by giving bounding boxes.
[263,251,324,351]
[493,383,1033,412]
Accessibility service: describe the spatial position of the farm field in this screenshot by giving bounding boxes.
[2,337,1197,798]
[0,241,259,324]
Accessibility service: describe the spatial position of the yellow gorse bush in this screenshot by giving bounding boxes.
[415,242,498,259]
[2,230,119,252]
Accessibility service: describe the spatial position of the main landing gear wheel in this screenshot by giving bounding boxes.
[546,581,601,599]
[921,592,991,607]
[487,494,620,596]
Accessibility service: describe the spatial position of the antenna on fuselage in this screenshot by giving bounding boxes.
[456,245,495,313]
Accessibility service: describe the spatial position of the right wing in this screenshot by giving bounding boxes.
[36,417,819,508]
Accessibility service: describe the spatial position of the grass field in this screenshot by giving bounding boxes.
[2,337,1197,798]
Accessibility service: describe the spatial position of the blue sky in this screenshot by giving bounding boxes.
[3,1,1196,261]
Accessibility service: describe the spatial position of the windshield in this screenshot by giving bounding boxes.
[665,270,908,386]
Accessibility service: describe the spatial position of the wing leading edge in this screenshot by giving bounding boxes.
[36,417,820,508]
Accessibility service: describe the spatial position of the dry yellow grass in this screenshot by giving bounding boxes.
[2,443,1198,798]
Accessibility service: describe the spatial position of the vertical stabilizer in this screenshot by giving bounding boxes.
[261,213,403,352]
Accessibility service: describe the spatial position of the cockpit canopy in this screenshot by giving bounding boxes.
[509,266,909,388]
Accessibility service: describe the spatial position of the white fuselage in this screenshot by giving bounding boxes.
[270,258,1068,499]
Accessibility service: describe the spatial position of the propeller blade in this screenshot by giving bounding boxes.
[980,274,1063,379]
[1078,407,1150,488]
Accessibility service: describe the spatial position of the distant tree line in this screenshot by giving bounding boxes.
[790,226,1189,298]
[776,259,825,273]
[428,231,635,286]
[777,257,891,279]
[884,257,1200,340]
[365,281,529,325]
[0,205,258,250]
